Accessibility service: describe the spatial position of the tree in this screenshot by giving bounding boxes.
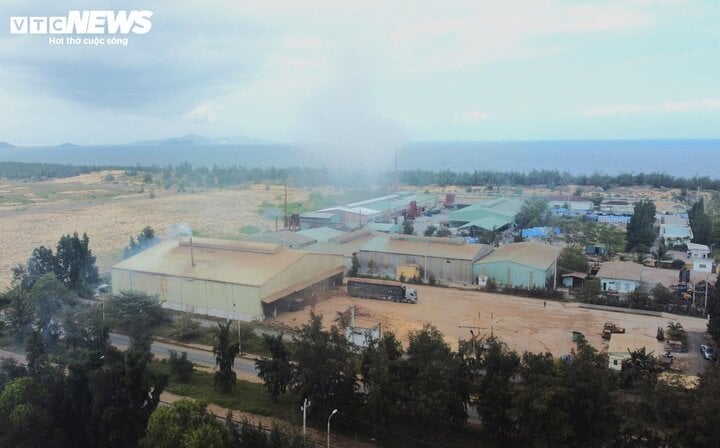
[477,339,519,444]
[54,232,99,291]
[105,291,165,349]
[651,283,674,305]
[0,377,66,447]
[666,321,687,344]
[123,227,159,259]
[25,324,49,377]
[256,333,292,401]
[348,253,360,277]
[360,331,404,437]
[627,200,656,251]
[290,312,357,413]
[402,219,415,235]
[435,226,452,237]
[577,279,602,302]
[561,341,618,447]
[140,399,228,448]
[596,223,626,258]
[516,196,550,229]
[652,243,672,266]
[686,363,720,447]
[557,247,589,273]
[512,352,572,447]
[213,321,240,392]
[619,347,660,390]
[168,350,194,382]
[424,225,438,237]
[169,314,201,341]
[689,198,713,245]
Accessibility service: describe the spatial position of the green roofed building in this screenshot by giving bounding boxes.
[473,241,561,289]
[449,198,522,231]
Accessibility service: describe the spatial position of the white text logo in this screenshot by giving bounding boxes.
[10,10,153,35]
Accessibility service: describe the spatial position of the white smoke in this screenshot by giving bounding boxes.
[165,223,193,240]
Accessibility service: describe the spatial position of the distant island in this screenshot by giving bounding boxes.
[0,141,14,148]
[131,134,274,146]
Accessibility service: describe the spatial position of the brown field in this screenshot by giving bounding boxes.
[0,176,314,287]
[271,283,708,363]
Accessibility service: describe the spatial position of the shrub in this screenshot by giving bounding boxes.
[168,350,194,382]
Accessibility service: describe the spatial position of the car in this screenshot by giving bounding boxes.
[701,344,717,361]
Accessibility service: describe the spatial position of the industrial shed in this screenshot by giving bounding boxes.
[357,234,492,285]
[473,241,561,289]
[448,197,522,231]
[111,237,344,321]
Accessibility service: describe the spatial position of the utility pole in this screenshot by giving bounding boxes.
[300,398,311,435]
[284,175,288,229]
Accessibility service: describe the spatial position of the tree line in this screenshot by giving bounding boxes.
[4,160,720,191]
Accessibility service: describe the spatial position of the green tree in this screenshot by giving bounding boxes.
[627,200,657,251]
[290,312,357,413]
[0,377,66,447]
[402,219,415,235]
[651,283,674,305]
[168,350,194,382]
[435,226,452,237]
[619,347,660,390]
[652,243,672,266]
[256,333,292,401]
[577,279,602,302]
[403,324,467,432]
[561,342,618,447]
[596,223,626,258]
[512,352,572,448]
[213,321,240,392]
[54,232,99,292]
[123,226,159,259]
[169,314,201,341]
[424,224,438,237]
[686,363,720,447]
[477,339,520,445]
[105,291,165,349]
[516,196,550,229]
[140,399,228,448]
[557,247,589,273]
[689,198,713,245]
[348,253,360,277]
[360,331,404,437]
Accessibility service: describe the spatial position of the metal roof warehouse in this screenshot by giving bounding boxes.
[111,237,345,321]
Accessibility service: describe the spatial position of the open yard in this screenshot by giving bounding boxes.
[270,283,710,372]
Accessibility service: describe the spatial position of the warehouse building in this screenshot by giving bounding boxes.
[448,197,522,231]
[318,191,438,228]
[243,230,317,249]
[357,234,492,285]
[473,241,561,289]
[596,261,643,294]
[111,237,344,321]
[303,229,375,268]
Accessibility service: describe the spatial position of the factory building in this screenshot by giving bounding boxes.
[111,237,345,321]
[448,197,522,231]
[316,191,438,229]
[357,234,492,285]
[473,241,561,289]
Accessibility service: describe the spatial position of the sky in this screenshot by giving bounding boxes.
[1,0,719,145]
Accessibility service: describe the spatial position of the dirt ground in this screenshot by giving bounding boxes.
[0,177,312,287]
[271,284,708,360]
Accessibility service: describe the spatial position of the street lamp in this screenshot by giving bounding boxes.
[327,409,338,448]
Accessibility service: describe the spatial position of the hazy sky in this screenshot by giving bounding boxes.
[1,0,718,145]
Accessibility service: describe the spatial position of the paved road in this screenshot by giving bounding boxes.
[109,333,259,376]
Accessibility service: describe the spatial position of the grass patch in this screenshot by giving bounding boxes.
[153,360,298,422]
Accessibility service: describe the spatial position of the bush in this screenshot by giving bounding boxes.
[671,259,686,269]
[168,350,194,382]
[170,314,201,341]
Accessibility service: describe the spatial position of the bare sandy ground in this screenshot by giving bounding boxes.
[0,183,310,287]
[271,284,708,358]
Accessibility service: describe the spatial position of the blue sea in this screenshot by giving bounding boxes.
[0,140,717,178]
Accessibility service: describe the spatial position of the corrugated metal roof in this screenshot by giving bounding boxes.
[359,235,492,261]
[449,197,522,225]
[113,238,313,287]
[300,212,338,220]
[303,233,376,258]
[661,225,693,238]
[459,216,513,230]
[687,242,709,251]
[319,206,381,216]
[474,241,560,270]
[297,226,346,242]
[596,261,643,282]
[244,230,316,247]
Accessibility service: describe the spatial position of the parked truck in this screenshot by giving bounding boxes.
[602,322,626,339]
[347,278,418,304]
